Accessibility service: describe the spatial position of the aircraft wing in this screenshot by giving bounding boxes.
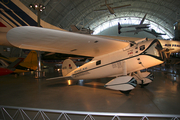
[143,30,166,37]
[121,24,150,28]
[7,26,130,57]
[112,4,131,9]
[120,30,140,33]
[94,8,108,12]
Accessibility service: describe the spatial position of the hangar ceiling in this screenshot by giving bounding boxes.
[20,0,180,38]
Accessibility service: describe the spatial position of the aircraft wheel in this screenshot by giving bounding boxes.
[140,83,149,88]
[119,90,131,95]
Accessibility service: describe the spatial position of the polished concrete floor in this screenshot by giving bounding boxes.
[0,64,180,116]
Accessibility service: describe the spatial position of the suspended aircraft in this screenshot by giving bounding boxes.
[70,25,94,34]
[118,13,150,34]
[94,0,131,16]
[143,29,166,38]
[0,51,38,76]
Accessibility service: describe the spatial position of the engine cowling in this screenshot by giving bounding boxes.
[104,76,137,91]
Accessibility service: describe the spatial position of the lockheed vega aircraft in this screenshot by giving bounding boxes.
[7,26,180,93]
[2,0,180,93]
[94,0,131,16]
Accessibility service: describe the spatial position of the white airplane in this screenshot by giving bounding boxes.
[70,25,94,34]
[144,29,166,38]
[2,0,180,94]
[118,13,150,34]
[7,26,180,94]
[94,0,131,16]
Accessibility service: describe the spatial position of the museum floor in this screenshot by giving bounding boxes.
[0,63,180,117]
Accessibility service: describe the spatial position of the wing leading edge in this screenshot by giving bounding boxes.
[7,26,130,57]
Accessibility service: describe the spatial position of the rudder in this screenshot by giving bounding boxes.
[22,51,38,70]
[62,59,77,76]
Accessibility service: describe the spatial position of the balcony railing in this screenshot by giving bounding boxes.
[0,105,180,120]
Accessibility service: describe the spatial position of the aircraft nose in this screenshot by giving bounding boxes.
[0,68,13,76]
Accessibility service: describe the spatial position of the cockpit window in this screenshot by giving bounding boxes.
[142,40,163,61]
[145,43,160,57]
[96,60,101,65]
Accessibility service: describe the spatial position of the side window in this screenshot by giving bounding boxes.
[140,45,145,51]
[96,60,101,65]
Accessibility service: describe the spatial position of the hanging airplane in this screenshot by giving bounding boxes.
[143,29,166,38]
[70,25,94,34]
[94,0,131,16]
[0,51,38,76]
[2,0,180,93]
[118,13,150,34]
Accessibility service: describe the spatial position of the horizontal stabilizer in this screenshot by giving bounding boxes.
[46,76,72,81]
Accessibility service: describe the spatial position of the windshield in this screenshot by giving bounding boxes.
[141,40,163,61]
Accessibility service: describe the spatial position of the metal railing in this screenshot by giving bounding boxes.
[0,105,180,120]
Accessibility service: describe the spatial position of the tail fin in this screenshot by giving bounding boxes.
[70,25,79,32]
[140,13,147,25]
[118,22,122,34]
[62,59,77,76]
[22,51,38,70]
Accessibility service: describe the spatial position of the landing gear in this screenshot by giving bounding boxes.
[140,83,150,88]
[131,71,154,88]
[120,90,131,95]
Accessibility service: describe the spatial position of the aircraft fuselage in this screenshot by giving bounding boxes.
[67,39,168,80]
[106,5,115,14]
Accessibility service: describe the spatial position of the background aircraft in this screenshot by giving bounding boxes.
[70,25,94,34]
[0,58,23,76]
[94,0,131,16]
[0,0,63,47]
[118,13,150,34]
[143,29,166,37]
[0,51,38,75]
